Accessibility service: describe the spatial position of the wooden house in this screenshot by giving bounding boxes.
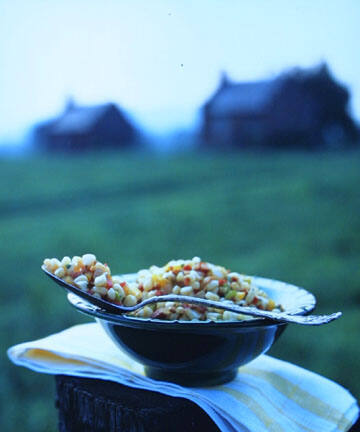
[201,64,358,149]
[34,100,137,152]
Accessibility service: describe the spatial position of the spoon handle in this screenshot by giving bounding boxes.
[128,294,341,325]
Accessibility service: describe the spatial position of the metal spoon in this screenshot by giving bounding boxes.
[42,266,341,325]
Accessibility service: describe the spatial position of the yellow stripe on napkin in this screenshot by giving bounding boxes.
[235,379,316,432]
[242,367,353,431]
[218,386,285,432]
[24,349,88,366]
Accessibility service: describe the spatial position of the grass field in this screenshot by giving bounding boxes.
[1,150,359,431]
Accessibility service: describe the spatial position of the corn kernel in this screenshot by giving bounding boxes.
[206,312,221,321]
[205,291,220,301]
[76,281,88,291]
[128,284,142,300]
[54,267,65,278]
[94,286,107,296]
[207,280,219,291]
[51,258,61,269]
[113,283,125,298]
[223,311,239,321]
[64,276,73,284]
[61,256,71,266]
[172,285,181,294]
[143,277,153,291]
[82,254,96,266]
[176,272,184,282]
[94,273,107,287]
[180,286,193,295]
[107,288,116,301]
[142,306,153,317]
[74,275,88,284]
[267,299,276,310]
[71,256,82,265]
[235,292,246,301]
[124,295,137,307]
[185,308,201,320]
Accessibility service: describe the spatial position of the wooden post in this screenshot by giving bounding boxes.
[55,375,220,432]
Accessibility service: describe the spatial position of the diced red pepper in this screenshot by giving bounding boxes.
[106,280,113,289]
[183,264,192,271]
[151,308,167,319]
[120,282,127,288]
[253,296,259,305]
[219,279,226,286]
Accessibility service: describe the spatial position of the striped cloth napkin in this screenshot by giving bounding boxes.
[8,323,358,432]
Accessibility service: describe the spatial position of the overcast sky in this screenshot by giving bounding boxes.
[0,0,359,141]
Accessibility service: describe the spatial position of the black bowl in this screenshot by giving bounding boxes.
[67,275,315,386]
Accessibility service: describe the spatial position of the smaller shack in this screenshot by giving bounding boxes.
[34,100,137,152]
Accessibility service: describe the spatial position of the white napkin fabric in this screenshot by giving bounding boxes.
[8,323,358,432]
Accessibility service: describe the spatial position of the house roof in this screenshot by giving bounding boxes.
[52,105,110,135]
[207,78,283,117]
[42,103,124,136]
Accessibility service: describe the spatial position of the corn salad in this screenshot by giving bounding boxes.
[43,255,282,321]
